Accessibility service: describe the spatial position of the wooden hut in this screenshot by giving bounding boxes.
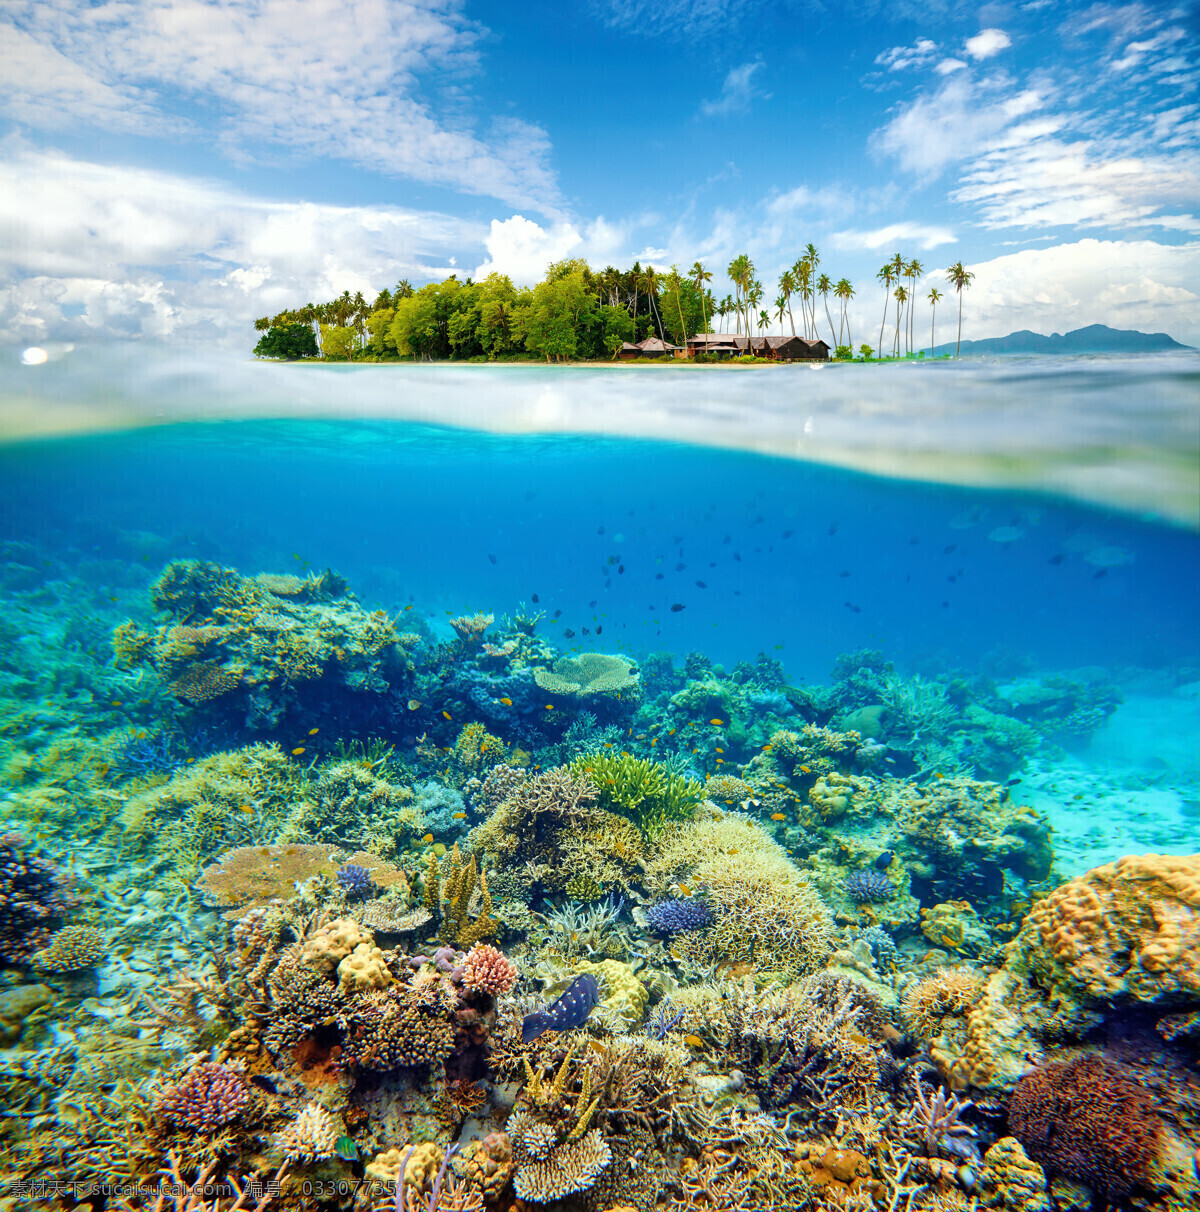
[616,342,642,361]
[635,336,682,358]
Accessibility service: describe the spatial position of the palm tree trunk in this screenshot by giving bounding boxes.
[823,297,836,348]
[931,306,935,356]
[956,292,963,357]
[878,291,888,359]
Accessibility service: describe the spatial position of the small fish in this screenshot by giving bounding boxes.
[545,704,555,710]
[762,743,772,751]
[488,554,497,564]
[839,570,851,578]
[595,625,602,634]
[678,882,691,895]
[589,599,597,607]
[782,529,793,538]
[683,1034,704,1048]
[452,812,467,819]
[564,628,576,639]
[409,699,422,710]
[308,727,319,735]
[291,747,306,755]
[655,572,664,580]
[499,696,513,706]
[405,604,414,610]
[709,718,724,725]
[334,1135,359,1161]
[421,833,434,844]
[874,850,894,870]
[532,593,540,603]
[110,700,123,707]
[669,728,676,735]
[695,580,707,588]
[1048,554,1065,565]
[618,565,625,574]
[553,609,562,619]
[771,813,786,821]
[442,710,452,720]
[521,974,602,1043]
[675,562,686,571]
[239,804,254,814]
[1005,778,1023,787]
[670,603,685,612]
[250,1074,279,1094]
[715,747,724,754]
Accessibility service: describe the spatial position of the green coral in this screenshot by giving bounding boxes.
[567,753,703,838]
[565,871,604,902]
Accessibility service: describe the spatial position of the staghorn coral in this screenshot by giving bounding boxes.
[435,843,498,947]
[451,612,494,645]
[1018,854,1200,1005]
[704,773,757,806]
[292,757,422,847]
[342,981,457,1072]
[32,923,106,972]
[646,898,713,934]
[534,653,640,700]
[1008,1054,1162,1197]
[154,1061,250,1131]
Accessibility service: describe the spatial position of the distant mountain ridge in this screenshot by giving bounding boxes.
[932,323,1193,356]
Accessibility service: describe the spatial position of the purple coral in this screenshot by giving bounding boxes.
[155,1062,250,1131]
[0,836,73,963]
[646,897,713,934]
[845,868,895,902]
[336,863,373,897]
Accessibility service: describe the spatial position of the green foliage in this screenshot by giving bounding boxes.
[517,271,595,361]
[834,344,853,360]
[253,323,319,360]
[858,344,874,360]
[319,324,360,361]
[568,752,703,838]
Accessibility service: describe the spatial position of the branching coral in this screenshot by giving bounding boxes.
[902,968,985,1042]
[568,753,703,838]
[0,838,74,963]
[1008,1054,1162,1197]
[155,1062,251,1132]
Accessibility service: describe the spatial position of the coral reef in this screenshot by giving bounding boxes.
[32,923,106,972]
[155,1061,251,1131]
[0,838,74,963]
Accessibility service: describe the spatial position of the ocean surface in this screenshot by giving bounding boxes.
[0,344,1197,1205]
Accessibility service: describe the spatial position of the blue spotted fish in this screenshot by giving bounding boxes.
[521,974,601,1043]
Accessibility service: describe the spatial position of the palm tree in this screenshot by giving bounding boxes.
[946,262,975,356]
[877,260,896,358]
[816,273,836,348]
[774,294,787,335]
[834,278,854,348]
[778,270,797,336]
[893,286,908,357]
[747,280,764,353]
[905,259,923,357]
[927,287,943,355]
[692,261,712,350]
[395,279,414,299]
[758,309,770,353]
[641,265,664,338]
[804,244,820,338]
[727,256,747,335]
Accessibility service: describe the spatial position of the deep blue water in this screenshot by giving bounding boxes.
[2,416,1196,682]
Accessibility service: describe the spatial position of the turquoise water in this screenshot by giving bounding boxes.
[0,347,1197,1202]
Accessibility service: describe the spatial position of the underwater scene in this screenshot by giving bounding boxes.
[0,351,1198,1212]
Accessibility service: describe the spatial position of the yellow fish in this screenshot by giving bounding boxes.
[709,718,724,725]
[291,747,306,755]
[308,727,319,735]
[669,728,676,735]
[684,1034,704,1048]
[499,697,513,706]
[421,833,434,844]
[715,747,724,754]
[409,699,422,710]
[650,738,657,747]
[404,604,413,611]
[442,710,452,720]
[771,813,786,821]
[715,758,724,764]
[111,700,123,707]
[678,882,691,896]
[545,704,555,711]
[762,744,773,752]
[452,812,467,820]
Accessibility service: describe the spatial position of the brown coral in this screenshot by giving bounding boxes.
[902,968,984,1041]
[169,660,242,702]
[197,844,340,917]
[460,943,518,996]
[1008,1054,1161,1197]
[1020,854,1200,1005]
[32,924,106,972]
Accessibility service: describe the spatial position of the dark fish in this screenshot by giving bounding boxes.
[828,523,838,535]
[589,599,597,607]
[532,593,539,603]
[947,575,957,582]
[944,544,957,554]
[597,526,605,534]
[782,529,794,538]
[1005,778,1023,787]
[1048,554,1065,565]
[670,603,686,612]
[250,1074,279,1094]
[582,627,591,635]
[874,851,894,870]
[709,561,716,567]
[839,570,851,577]
[522,974,602,1043]
[488,554,497,564]
[607,555,619,565]
[941,600,950,607]
[595,625,602,634]
[605,578,611,588]
[909,537,920,545]
[564,628,575,638]
[618,564,625,574]
[553,609,562,618]
[844,601,861,613]
[723,534,731,543]
[695,580,707,588]
[655,572,664,580]
[733,552,741,561]
[1093,569,1107,579]
[673,535,683,543]
[675,562,686,571]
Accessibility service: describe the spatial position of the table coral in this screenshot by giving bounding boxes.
[1018,854,1200,1005]
[533,653,640,700]
[197,843,342,918]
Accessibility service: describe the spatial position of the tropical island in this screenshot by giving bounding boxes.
[253,249,976,364]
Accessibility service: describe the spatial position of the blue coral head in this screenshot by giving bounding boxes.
[845,868,894,903]
[646,897,713,934]
[336,863,373,898]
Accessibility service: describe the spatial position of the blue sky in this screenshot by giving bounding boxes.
[1,0,1198,346]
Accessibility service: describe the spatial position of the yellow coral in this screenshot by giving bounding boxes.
[1021,854,1200,1004]
[300,917,373,974]
[337,941,394,992]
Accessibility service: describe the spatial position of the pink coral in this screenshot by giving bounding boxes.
[155,1062,250,1131]
[460,943,518,996]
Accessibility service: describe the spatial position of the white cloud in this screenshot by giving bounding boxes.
[936,58,967,74]
[965,28,1012,60]
[473,214,633,283]
[831,222,958,251]
[875,38,939,71]
[923,238,1200,345]
[700,62,769,118]
[0,141,483,344]
[0,0,561,212]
